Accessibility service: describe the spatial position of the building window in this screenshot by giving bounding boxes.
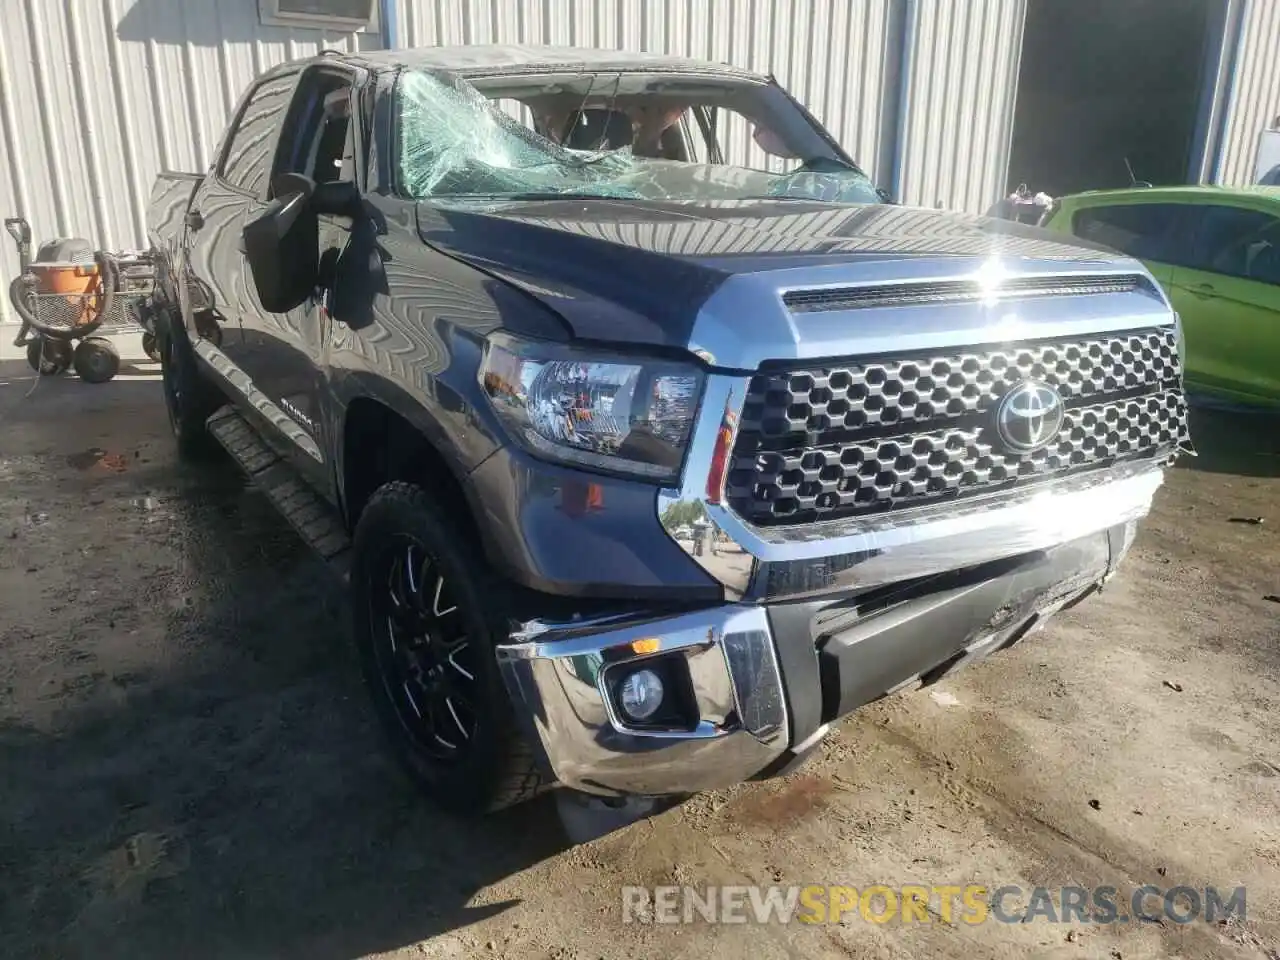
[258,0,379,32]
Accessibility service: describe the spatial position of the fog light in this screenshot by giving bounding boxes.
[618,668,665,722]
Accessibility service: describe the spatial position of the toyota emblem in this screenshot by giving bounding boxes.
[994,380,1065,453]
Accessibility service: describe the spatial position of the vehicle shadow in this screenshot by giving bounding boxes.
[1177,400,1280,479]
[0,439,573,959]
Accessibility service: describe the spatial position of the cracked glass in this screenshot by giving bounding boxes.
[394,68,882,205]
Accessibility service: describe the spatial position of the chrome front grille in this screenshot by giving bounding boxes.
[726,326,1186,527]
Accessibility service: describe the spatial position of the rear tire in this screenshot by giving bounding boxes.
[157,313,222,459]
[351,481,548,814]
[73,336,120,383]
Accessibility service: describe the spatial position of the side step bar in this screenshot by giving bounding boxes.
[206,406,351,582]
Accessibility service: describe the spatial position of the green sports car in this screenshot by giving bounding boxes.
[1042,185,1280,407]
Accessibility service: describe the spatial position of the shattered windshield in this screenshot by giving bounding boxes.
[394,68,882,205]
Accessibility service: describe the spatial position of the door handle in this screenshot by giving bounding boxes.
[237,235,247,255]
[1188,281,1215,299]
[185,209,205,232]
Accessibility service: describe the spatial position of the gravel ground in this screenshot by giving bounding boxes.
[1,334,1278,959]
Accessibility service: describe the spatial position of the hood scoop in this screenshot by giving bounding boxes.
[782,274,1149,314]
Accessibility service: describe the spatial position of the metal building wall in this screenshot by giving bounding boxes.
[1216,0,1280,185]
[392,0,897,182]
[0,0,380,322]
[895,0,1025,213]
[0,0,1035,325]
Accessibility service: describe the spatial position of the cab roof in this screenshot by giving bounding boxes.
[352,43,764,81]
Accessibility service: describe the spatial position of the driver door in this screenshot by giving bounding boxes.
[239,65,364,493]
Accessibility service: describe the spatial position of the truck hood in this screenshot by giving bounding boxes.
[415,197,1129,357]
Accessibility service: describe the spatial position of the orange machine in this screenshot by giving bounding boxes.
[27,241,105,329]
[6,218,131,382]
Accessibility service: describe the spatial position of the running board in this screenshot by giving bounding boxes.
[206,406,351,582]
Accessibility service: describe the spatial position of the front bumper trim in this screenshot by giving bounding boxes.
[496,605,789,797]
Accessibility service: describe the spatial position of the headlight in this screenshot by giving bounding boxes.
[479,335,705,482]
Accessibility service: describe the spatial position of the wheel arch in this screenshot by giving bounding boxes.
[339,394,488,545]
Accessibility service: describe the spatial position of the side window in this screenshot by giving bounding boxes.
[1071,204,1179,262]
[276,73,356,187]
[691,106,794,173]
[219,72,299,196]
[1249,223,1280,285]
[1187,205,1280,282]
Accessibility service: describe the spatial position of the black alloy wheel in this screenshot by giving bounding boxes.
[350,482,546,813]
[367,535,480,760]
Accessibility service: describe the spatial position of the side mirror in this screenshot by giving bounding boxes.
[243,177,317,314]
[312,179,362,219]
[876,186,896,204]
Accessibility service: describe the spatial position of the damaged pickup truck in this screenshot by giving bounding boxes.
[147,45,1190,814]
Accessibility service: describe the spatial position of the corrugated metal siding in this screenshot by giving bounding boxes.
[392,0,895,179]
[896,0,1025,213]
[0,0,381,323]
[1217,0,1280,185]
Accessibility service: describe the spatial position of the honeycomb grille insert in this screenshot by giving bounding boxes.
[728,327,1186,526]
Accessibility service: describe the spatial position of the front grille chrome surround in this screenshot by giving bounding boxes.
[727,326,1186,527]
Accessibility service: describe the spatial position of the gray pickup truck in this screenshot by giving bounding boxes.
[147,44,1190,815]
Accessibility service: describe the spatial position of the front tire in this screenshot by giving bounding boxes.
[157,314,222,459]
[351,481,547,814]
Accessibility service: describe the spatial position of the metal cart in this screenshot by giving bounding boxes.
[6,217,160,382]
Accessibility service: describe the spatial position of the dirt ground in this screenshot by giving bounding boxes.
[2,335,1279,960]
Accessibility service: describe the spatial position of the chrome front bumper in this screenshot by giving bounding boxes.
[495,605,790,797]
[497,468,1160,799]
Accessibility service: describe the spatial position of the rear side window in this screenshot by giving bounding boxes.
[219,72,299,196]
[1072,203,1179,261]
[1187,205,1280,283]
